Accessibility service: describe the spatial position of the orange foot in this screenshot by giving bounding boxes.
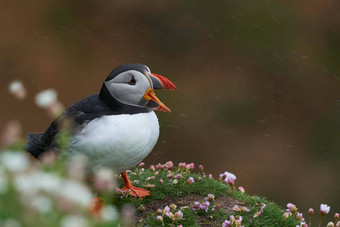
[89,197,105,217]
[120,185,151,199]
[120,171,151,199]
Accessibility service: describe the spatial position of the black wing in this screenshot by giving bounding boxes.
[26,94,115,159]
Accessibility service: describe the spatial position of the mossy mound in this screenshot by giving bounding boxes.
[112,164,299,226]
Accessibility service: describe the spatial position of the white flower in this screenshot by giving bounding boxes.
[35,89,57,108]
[9,80,24,93]
[101,205,119,221]
[58,180,92,207]
[60,215,88,227]
[320,204,330,215]
[226,172,236,181]
[93,167,116,192]
[0,151,29,172]
[31,195,53,214]
[14,172,61,196]
[9,80,26,99]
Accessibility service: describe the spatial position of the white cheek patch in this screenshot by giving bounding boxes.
[105,71,151,107]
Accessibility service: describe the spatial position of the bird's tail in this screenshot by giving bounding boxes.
[26,133,45,159]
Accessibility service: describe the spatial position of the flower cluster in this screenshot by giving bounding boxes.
[222,215,244,227]
[232,205,250,212]
[219,171,237,187]
[283,203,340,227]
[253,203,266,218]
[156,204,185,225]
[0,151,118,226]
[178,162,195,171]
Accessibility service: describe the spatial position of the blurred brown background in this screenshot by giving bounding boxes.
[1,0,339,214]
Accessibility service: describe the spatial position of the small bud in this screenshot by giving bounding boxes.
[174,211,183,221]
[230,215,235,224]
[296,212,303,220]
[156,216,163,222]
[286,203,298,212]
[283,212,292,219]
[205,194,215,202]
[308,208,314,215]
[238,186,245,193]
[156,208,162,214]
[327,222,335,227]
[138,162,145,168]
[186,177,194,184]
[169,204,177,211]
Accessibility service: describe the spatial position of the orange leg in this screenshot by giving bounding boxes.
[120,171,150,199]
[89,197,105,217]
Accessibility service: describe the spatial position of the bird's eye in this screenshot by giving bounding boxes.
[128,76,136,85]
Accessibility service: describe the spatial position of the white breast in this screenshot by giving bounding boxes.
[69,111,159,173]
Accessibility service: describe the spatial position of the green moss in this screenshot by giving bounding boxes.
[110,166,299,226]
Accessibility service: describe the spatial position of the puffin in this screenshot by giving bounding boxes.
[26,63,176,199]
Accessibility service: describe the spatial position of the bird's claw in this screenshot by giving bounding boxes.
[120,186,151,199]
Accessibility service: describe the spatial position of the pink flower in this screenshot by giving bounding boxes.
[174,211,183,220]
[186,163,194,170]
[159,179,164,184]
[186,177,194,184]
[163,206,170,213]
[155,163,163,169]
[296,212,303,220]
[222,220,231,227]
[219,171,237,186]
[230,215,235,223]
[208,174,213,179]
[205,194,215,202]
[308,208,314,215]
[169,204,177,211]
[238,186,245,193]
[174,174,182,179]
[199,201,210,212]
[165,161,174,170]
[192,201,200,211]
[156,216,163,222]
[320,204,330,216]
[138,162,145,168]
[165,211,174,219]
[283,212,292,219]
[150,165,155,171]
[178,162,187,169]
[286,203,298,212]
[199,164,204,170]
[334,213,339,222]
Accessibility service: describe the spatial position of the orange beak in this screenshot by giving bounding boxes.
[144,88,171,112]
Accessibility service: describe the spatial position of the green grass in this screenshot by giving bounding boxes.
[111,166,299,226]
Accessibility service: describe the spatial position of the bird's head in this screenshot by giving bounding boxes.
[99,63,176,112]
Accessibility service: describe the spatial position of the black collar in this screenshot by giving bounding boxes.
[99,84,151,115]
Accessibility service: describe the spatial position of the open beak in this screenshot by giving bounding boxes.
[144,73,177,112]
